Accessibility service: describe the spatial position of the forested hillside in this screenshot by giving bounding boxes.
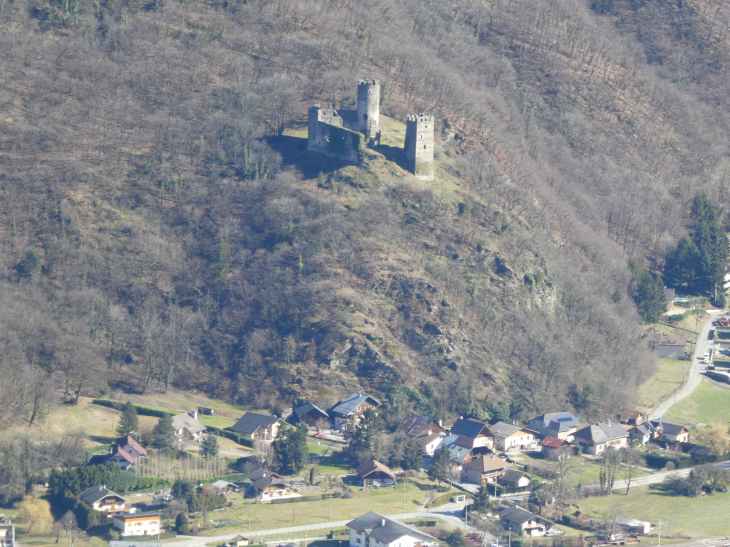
[1,0,728,426]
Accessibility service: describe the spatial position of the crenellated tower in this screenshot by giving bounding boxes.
[357,79,380,143]
[405,113,435,181]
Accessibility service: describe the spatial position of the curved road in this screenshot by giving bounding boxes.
[650,310,724,420]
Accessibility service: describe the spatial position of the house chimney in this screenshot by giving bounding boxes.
[460,416,463,420]
[381,519,386,527]
[190,410,198,420]
[439,420,443,427]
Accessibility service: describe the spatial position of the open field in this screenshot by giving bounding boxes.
[577,484,730,538]
[301,456,357,478]
[665,377,730,429]
[637,358,688,411]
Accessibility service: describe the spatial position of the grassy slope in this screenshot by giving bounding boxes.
[636,358,687,412]
[665,378,730,430]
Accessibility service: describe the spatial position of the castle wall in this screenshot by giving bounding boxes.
[357,79,380,142]
[307,105,363,164]
[405,114,435,181]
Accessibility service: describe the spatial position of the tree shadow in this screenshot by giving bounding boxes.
[267,136,358,179]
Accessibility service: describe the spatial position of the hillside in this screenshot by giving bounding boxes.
[3,0,729,426]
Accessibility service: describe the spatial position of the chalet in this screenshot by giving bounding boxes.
[448,418,493,448]
[538,437,570,459]
[357,460,396,487]
[104,446,138,470]
[618,411,645,426]
[209,480,238,494]
[499,470,530,489]
[628,423,653,445]
[251,476,291,500]
[171,411,207,441]
[247,468,283,482]
[649,418,689,443]
[232,536,250,547]
[229,413,282,441]
[78,485,129,514]
[434,434,475,465]
[117,437,147,460]
[347,512,439,547]
[395,413,444,437]
[572,421,628,455]
[487,422,538,452]
[112,512,161,536]
[331,393,380,431]
[526,412,582,441]
[288,403,330,428]
[0,524,15,547]
[461,454,511,484]
[497,506,554,537]
[416,431,445,457]
[650,332,686,360]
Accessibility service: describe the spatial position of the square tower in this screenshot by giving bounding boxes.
[357,79,380,143]
[405,114,435,181]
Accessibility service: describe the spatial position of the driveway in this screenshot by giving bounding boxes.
[167,503,489,547]
[185,444,253,458]
[650,309,724,420]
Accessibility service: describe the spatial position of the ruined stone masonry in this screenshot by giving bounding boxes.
[405,114,435,181]
[307,79,435,180]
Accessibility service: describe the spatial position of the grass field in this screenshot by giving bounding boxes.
[665,377,730,429]
[577,484,730,538]
[302,455,357,478]
[637,358,688,411]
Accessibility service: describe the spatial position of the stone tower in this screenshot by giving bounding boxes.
[405,113,435,181]
[357,79,380,143]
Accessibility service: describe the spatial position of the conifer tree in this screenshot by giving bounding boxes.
[176,512,189,534]
[201,433,220,459]
[470,484,491,513]
[152,415,176,449]
[116,402,139,437]
[428,445,451,485]
[402,438,424,471]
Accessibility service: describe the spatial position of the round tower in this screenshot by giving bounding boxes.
[357,79,380,142]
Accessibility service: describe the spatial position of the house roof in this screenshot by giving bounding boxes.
[651,333,686,347]
[416,431,443,447]
[450,418,489,439]
[462,454,510,473]
[113,512,161,520]
[658,423,688,435]
[252,477,286,491]
[619,411,645,423]
[292,403,329,420]
[171,412,207,435]
[488,422,536,438]
[210,480,237,489]
[232,536,249,542]
[79,485,126,505]
[229,412,279,434]
[395,413,441,437]
[529,412,582,433]
[347,512,436,544]
[357,459,396,479]
[614,517,650,527]
[500,469,529,485]
[247,468,282,482]
[331,393,380,417]
[630,424,652,436]
[118,436,148,457]
[436,434,474,463]
[497,506,536,525]
[665,288,676,301]
[573,421,629,444]
[107,446,136,464]
[539,437,566,449]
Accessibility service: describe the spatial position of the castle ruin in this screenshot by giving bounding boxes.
[307,78,434,180]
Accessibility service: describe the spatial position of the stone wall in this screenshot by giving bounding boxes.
[307,106,364,163]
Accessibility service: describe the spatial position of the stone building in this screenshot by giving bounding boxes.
[307,79,380,163]
[405,114,435,181]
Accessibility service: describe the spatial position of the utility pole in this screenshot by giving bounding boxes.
[508,527,511,547]
[248,503,251,530]
[403,480,406,510]
[464,505,467,531]
[329,493,332,520]
[658,518,661,546]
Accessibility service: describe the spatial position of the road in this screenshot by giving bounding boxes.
[168,503,485,547]
[650,310,724,420]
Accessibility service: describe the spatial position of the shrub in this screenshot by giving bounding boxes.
[176,512,189,534]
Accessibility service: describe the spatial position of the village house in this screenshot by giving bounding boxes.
[231,536,250,547]
[650,332,687,359]
[497,506,555,537]
[357,460,396,487]
[613,518,651,535]
[649,418,690,443]
[331,393,380,431]
[171,411,207,442]
[287,403,330,428]
[434,434,476,466]
[526,412,582,441]
[117,436,147,460]
[247,468,283,483]
[449,418,494,448]
[78,485,129,514]
[416,431,445,457]
[628,423,653,445]
[0,524,15,547]
[209,480,239,494]
[229,413,282,441]
[572,421,629,455]
[102,446,138,470]
[395,413,444,437]
[499,470,531,489]
[347,512,439,547]
[618,411,645,426]
[488,422,539,452]
[251,476,292,500]
[461,454,511,485]
[539,437,570,459]
[112,512,161,537]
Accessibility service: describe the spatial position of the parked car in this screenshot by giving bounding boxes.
[314,432,324,438]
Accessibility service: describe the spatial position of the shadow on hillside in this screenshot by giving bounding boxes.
[372,143,410,171]
[267,135,358,179]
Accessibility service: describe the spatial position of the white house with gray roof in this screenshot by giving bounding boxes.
[347,512,438,547]
[331,393,380,430]
[487,422,538,452]
[572,421,628,455]
[526,412,582,441]
[171,411,207,441]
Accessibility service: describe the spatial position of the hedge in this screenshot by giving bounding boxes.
[644,451,730,469]
[206,425,253,448]
[270,492,343,504]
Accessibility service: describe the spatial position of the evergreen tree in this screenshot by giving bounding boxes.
[116,402,139,437]
[152,415,176,449]
[345,409,384,459]
[175,512,189,534]
[428,445,451,485]
[629,258,667,322]
[470,484,491,513]
[665,236,700,289]
[201,434,220,459]
[273,424,309,474]
[402,438,424,471]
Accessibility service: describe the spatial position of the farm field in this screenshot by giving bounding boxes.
[665,377,730,430]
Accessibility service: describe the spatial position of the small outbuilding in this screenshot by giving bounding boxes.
[357,459,396,487]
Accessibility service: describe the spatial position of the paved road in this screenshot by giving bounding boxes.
[650,310,724,420]
[168,503,486,547]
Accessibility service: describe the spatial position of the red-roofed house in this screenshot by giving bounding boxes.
[105,446,137,469]
[539,437,570,460]
[117,436,148,459]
